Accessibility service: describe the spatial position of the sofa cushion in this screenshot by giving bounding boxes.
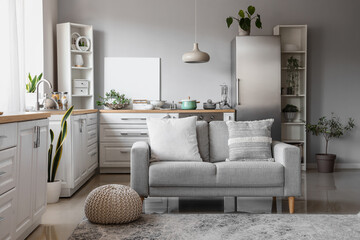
[147,116,202,161]
[209,121,229,162]
[215,161,284,187]
[196,121,209,162]
[226,119,274,161]
[149,161,216,187]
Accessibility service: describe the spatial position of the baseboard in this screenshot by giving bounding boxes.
[60,169,97,197]
[307,163,360,169]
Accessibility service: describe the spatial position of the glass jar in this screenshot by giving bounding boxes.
[60,92,68,110]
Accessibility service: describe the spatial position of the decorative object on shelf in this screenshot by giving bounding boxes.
[286,56,300,95]
[25,73,43,111]
[226,5,262,36]
[47,106,74,203]
[74,54,84,67]
[182,0,210,63]
[97,89,131,109]
[132,99,153,110]
[282,104,299,122]
[76,36,91,51]
[306,113,355,173]
[179,97,199,110]
[219,84,231,109]
[203,99,217,110]
[71,32,81,50]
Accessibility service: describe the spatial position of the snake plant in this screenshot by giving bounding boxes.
[48,106,74,182]
[26,73,43,93]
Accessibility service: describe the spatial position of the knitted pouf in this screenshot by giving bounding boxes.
[84,184,142,224]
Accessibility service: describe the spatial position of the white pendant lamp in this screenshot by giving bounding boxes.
[182,0,210,63]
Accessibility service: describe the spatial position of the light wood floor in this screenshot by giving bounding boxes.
[27,170,360,240]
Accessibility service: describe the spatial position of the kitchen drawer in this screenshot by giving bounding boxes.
[88,143,98,172]
[87,113,98,126]
[0,188,15,240]
[0,147,16,196]
[72,87,89,95]
[100,125,148,142]
[87,124,97,146]
[100,113,178,124]
[100,143,131,168]
[0,123,17,151]
[73,79,89,88]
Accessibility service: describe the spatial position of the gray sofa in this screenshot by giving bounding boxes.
[131,121,301,213]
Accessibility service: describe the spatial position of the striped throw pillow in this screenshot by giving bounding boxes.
[226,119,274,161]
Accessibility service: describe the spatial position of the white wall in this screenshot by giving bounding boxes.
[58,0,360,166]
[43,0,58,88]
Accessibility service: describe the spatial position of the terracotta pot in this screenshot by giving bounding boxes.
[316,154,336,173]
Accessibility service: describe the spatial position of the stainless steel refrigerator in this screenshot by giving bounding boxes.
[231,36,281,140]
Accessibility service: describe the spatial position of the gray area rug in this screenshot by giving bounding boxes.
[69,214,360,240]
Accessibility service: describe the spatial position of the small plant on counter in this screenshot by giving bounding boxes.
[26,73,43,93]
[48,106,74,182]
[96,89,131,109]
[226,5,262,35]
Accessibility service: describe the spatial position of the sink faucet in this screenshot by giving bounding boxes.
[36,79,53,111]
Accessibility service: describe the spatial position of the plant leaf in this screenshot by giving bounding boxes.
[255,15,262,29]
[238,10,245,18]
[248,5,255,15]
[61,105,74,128]
[226,17,233,28]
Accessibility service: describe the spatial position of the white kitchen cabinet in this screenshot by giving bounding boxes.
[49,112,98,197]
[15,119,48,240]
[0,188,16,240]
[99,111,235,173]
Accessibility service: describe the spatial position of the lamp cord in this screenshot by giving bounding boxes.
[195,0,197,43]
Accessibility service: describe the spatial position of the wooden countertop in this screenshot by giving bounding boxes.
[47,109,98,115]
[100,109,235,113]
[0,112,51,124]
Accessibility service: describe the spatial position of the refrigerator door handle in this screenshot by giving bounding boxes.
[237,78,241,105]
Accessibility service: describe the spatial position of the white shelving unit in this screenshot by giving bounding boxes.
[274,25,307,171]
[57,23,94,109]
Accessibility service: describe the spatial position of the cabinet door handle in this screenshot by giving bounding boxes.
[120,151,129,154]
[34,126,40,148]
[140,133,147,136]
[0,171,6,176]
[237,78,241,105]
[121,118,146,121]
[120,132,128,136]
[37,126,41,148]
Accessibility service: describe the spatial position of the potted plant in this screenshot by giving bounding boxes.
[47,106,74,203]
[306,114,355,173]
[286,56,300,95]
[25,73,42,111]
[97,89,131,109]
[226,5,262,36]
[282,104,299,122]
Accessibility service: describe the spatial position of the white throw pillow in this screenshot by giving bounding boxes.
[146,116,202,161]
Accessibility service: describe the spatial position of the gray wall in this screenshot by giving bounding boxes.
[58,0,360,166]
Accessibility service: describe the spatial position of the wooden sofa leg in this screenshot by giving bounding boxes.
[288,197,294,214]
[140,197,145,203]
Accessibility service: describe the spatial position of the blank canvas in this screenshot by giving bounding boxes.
[104,57,161,100]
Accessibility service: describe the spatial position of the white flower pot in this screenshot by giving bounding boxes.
[25,93,37,111]
[284,112,297,122]
[47,180,62,204]
[238,25,250,36]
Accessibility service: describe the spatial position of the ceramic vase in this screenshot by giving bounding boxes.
[238,25,250,36]
[74,54,84,67]
[25,93,37,111]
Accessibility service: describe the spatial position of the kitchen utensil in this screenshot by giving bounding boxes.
[203,99,217,109]
[170,101,177,110]
[150,100,166,109]
[179,96,199,110]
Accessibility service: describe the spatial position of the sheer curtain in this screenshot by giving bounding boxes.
[0,0,25,113]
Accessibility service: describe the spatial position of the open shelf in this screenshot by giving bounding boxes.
[281,94,305,97]
[282,121,305,125]
[281,67,306,70]
[281,51,306,54]
[71,50,92,54]
[282,139,305,143]
[71,66,93,70]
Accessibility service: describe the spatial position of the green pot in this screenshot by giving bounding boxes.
[179,99,199,110]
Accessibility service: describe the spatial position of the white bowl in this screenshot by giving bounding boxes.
[150,100,166,108]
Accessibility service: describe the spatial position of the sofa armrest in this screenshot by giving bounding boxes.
[131,141,150,197]
[272,141,301,197]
